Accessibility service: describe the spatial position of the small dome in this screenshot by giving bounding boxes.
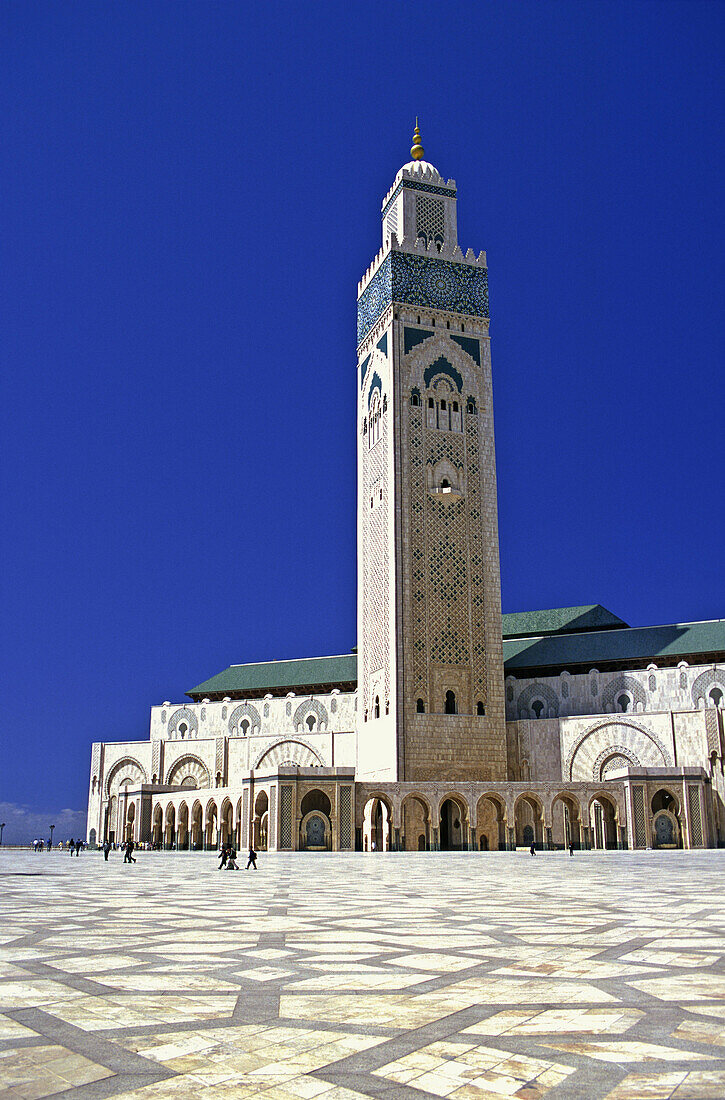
[400,159,442,180]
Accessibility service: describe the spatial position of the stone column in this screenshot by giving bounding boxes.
[507,826,515,851]
[545,826,553,851]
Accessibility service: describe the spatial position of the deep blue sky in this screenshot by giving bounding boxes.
[1,1,723,830]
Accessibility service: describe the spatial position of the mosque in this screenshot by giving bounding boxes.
[86,126,725,855]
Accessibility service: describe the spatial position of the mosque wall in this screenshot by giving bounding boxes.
[505,662,725,722]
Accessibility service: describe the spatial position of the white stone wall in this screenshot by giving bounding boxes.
[505,662,725,722]
[151,691,357,745]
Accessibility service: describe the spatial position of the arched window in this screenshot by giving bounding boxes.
[466,397,477,414]
[440,399,446,411]
[617,694,630,713]
[306,714,316,731]
[476,701,485,716]
[416,698,425,713]
[531,700,544,719]
[452,401,459,412]
[411,392,421,407]
[241,718,250,735]
[374,696,380,720]
[445,690,457,715]
[428,397,434,408]
[179,722,187,740]
[441,478,450,489]
[710,687,723,707]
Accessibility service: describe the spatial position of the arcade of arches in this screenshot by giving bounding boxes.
[104,770,711,852]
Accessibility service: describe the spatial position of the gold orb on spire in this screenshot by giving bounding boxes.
[410,118,424,161]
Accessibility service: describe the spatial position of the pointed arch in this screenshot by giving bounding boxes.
[105,757,148,797]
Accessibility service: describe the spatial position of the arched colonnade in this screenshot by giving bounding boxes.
[355,785,629,851]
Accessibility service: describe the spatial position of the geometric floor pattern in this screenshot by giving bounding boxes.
[1,849,724,1099]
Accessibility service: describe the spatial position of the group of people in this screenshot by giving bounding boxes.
[219,843,258,870]
[31,838,85,853]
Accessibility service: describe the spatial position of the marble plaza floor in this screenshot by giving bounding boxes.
[1,851,725,1100]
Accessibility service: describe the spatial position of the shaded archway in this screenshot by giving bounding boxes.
[190,801,203,850]
[125,801,136,843]
[220,798,234,847]
[362,795,393,852]
[439,795,470,851]
[588,793,618,850]
[152,804,163,848]
[205,800,218,850]
[177,802,189,850]
[164,803,176,850]
[476,794,507,851]
[254,791,268,851]
[551,792,583,850]
[514,794,544,849]
[401,794,432,851]
[651,788,682,849]
[299,790,332,851]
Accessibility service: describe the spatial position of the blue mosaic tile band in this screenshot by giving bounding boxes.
[357,254,392,346]
[382,178,456,219]
[357,252,489,346]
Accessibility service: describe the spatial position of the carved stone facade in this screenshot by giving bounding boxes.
[86,134,724,855]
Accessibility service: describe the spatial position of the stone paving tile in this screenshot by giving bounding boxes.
[1,849,725,1099]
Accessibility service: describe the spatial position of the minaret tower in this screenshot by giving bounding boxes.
[356,123,506,782]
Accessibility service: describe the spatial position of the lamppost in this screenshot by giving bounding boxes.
[49,824,55,849]
[0,823,5,846]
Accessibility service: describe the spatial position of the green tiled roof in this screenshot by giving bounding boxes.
[187,618,725,698]
[502,605,628,638]
[188,654,357,699]
[503,620,725,673]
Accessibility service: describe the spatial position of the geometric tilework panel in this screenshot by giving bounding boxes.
[279,786,293,849]
[339,786,352,849]
[358,252,489,345]
[632,785,646,849]
[362,411,390,712]
[687,786,703,847]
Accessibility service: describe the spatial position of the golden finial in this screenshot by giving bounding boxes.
[410,118,424,161]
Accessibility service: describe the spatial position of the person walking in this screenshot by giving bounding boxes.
[218,844,229,870]
[46,838,52,852]
[75,839,82,856]
[69,838,75,856]
[103,840,111,861]
[569,840,574,857]
[529,842,536,856]
[124,839,136,864]
[226,844,239,870]
[246,846,258,870]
